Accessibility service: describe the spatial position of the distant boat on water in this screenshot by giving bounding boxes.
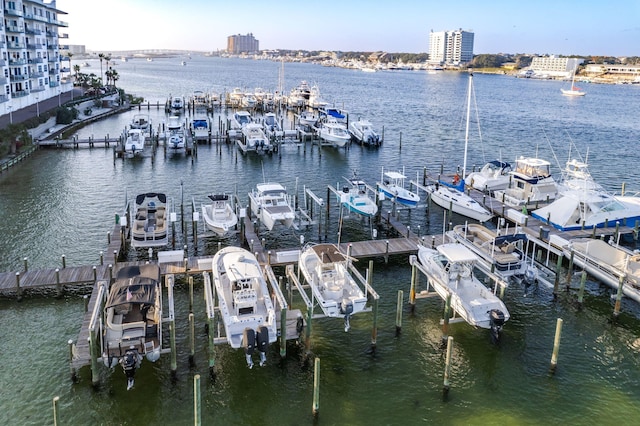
[561,67,586,96]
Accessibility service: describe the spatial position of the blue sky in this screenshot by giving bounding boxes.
[57,0,639,56]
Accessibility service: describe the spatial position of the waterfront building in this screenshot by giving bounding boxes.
[226,33,259,55]
[529,56,583,77]
[428,29,474,66]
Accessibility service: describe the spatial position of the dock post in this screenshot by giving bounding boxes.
[371,296,378,351]
[84,295,89,312]
[100,251,103,266]
[107,231,111,244]
[443,335,454,399]
[550,318,563,373]
[442,293,451,342]
[89,330,99,386]
[93,266,97,282]
[566,250,574,289]
[312,357,320,417]
[409,261,417,313]
[170,318,177,377]
[189,276,194,312]
[577,271,587,306]
[613,275,625,317]
[108,264,113,284]
[56,268,62,297]
[61,254,66,269]
[304,308,313,360]
[385,240,389,264]
[68,339,77,382]
[113,250,118,266]
[194,374,201,426]
[280,305,287,358]
[395,290,404,336]
[432,235,436,248]
[15,272,22,301]
[52,396,60,426]
[189,313,195,367]
[553,254,563,297]
[615,221,620,242]
[208,280,216,378]
[23,257,28,272]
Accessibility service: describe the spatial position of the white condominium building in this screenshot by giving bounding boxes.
[429,29,474,66]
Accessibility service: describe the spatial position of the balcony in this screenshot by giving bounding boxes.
[25,28,43,35]
[4,8,23,17]
[10,74,28,82]
[47,45,59,51]
[13,90,30,98]
[59,33,69,39]
[0,59,5,66]
[0,95,9,103]
[9,58,28,66]
[49,81,60,88]
[30,86,45,93]
[30,71,45,78]
[7,42,27,50]
[5,25,24,33]
[28,58,44,64]
[0,77,7,85]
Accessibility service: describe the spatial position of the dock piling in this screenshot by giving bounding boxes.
[312,357,320,417]
[614,275,625,317]
[189,313,195,367]
[194,374,201,426]
[52,396,60,426]
[15,272,22,300]
[23,257,28,272]
[68,339,77,382]
[443,336,454,399]
[170,319,177,377]
[577,271,587,306]
[550,318,563,373]
[395,290,404,336]
[442,293,451,342]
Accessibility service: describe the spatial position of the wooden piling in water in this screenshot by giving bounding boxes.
[312,357,320,417]
[443,335,454,398]
[189,313,195,367]
[194,374,201,426]
[396,290,403,336]
[614,275,625,317]
[170,318,177,376]
[577,271,587,306]
[442,293,451,342]
[409,261,417,313]
[68,339,76,382]
[52,396,60,426]
[550,318,563,373]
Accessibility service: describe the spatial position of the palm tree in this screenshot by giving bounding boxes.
[73,64,80,82]
[104,54,111,86]
[98,53,104,85]
[66,52,73,83]
[110,69,119,88]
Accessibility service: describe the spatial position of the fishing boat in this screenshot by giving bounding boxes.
[191,113,209,142]
[338,174,378,218]
[377,168,420,207]
[318,118,351,148]
[416,243,510,341]
[319,105,347,123]
[493,156,558,208]
[165,115,186,153]
[101,264,167,390]
[239,122,272,154]
[124,128,146,158]
[212,247,278,368]
[230,110,252,130]
[349,118,381,146]
[560,237,640,303]
[130,114,152,138]
[466,160,512,192]
[131,193,168,248]
[448,223,536,283]
[263,112,283,139]
[561,67,586,96]
[170,96,184,113]
[201,194,238,236]
[298,243,368,331]
[248,182,295,231]
[426,73,494,223]
[297,110,319,127]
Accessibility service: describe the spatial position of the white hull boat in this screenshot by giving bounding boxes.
[416,243,510,341]
[131,193,168,248]
[338,176,378,218]
[378,169,420,207]
[349,118,381,146]
[212,247,278,368]
[494,157,558,207]
[298,243,368,331]
[248,182,295,231]
[101,265,167,389]
[466,160,512,192]
[239,123,272,153]
[124,128,145,158]
[201,194,238,236]
[298,110,319,127]
[318,118,351,147]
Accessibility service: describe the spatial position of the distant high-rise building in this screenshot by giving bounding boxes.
[429,29,474,65]
[1,0,69,114]
[227,33,259,55]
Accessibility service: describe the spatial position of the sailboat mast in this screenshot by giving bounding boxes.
[462,73,473,179]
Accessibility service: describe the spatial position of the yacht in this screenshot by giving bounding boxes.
[493,157,558,207]
[248,182,296,231]
[466,160,512,192]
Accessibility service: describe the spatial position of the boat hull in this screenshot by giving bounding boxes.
[429,185,493,222]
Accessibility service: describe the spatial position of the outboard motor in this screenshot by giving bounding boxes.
[120,348,141,390]
[341,300,354,332]
[242,328,256,369]
[489,309,506,343]
[256,326,269,367]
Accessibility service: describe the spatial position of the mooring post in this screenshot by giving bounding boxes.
[550,318,563,373]
[312,357,320,417]
[92,266,97,282]
[61,254,66,269]
[371,296,378,350]
[83,294,89,312]
[395,290,404,336]
[52,396,60,426]
[189,313,195,367]
[304,308,313,360]
[89,331,99,386]
[189,276,194,313]
[280,305,287,358]
[409,260,417,313]
[23,257,28,272]
[100,251,104,266]
[108,264,113,284]
[193,374,202,426]
[442,293,451,342]
[15,272,22,301]
[68,339,76,382]
[553,254,563,297]
[566,250,574,289]
[614,275,625,317]
[170,318,177,376]
[443,335,454,398]
[577,271,587,306]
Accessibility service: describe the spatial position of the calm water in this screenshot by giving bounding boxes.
[1,56,640,425]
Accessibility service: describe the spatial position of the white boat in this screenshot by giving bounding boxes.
[131,193,168,248]
[448,223,536,282]
[248,182,295,231]
[229,87,244,105]
[297,110,319,127]
[319,105,347,123]
[263,112,283,139]
[165,115,186,152]
[288,81,311,107]
[298,243,368,331]
[338,175,378,218]
[191,113,209,141]
[230,110,252,130]
[561,67,586,96]
[378,168,420,207]
[201,194,238,236]
[426,73,494,223]
[531,158,640,231]
[493,157,558,207]
[416,243,510,340]
[239,122,272,154]
[130,114,152,137]
[466,160,512,192]
[318,118,351,148]
[212,247,278,368]
[309,84,328,109]
[180,60,187,66]
[124,128,145,158]
[241,93,257,109]
[349,118,381,146]
[562,238,640,303]
[170,96,184,112]
[101,264,167,390]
